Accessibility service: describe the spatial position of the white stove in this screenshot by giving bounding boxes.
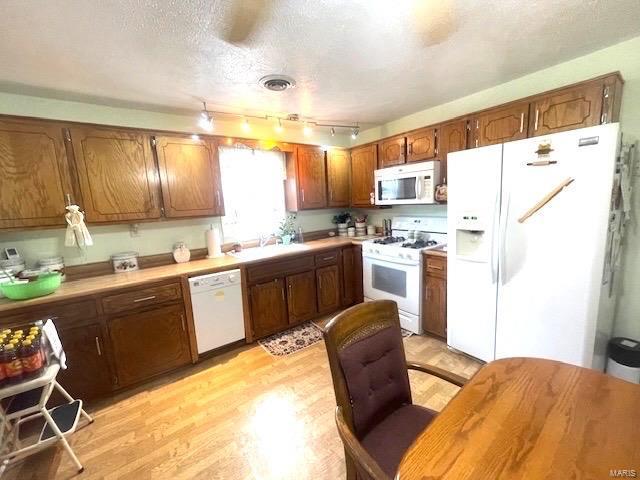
[362,216,447,334]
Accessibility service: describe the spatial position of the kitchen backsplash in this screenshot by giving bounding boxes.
[0,210,340,267]
[0,205,446,268]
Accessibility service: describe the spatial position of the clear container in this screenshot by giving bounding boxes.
[38,256,65,282]
[111,252,139,273]
[0,257,25,276]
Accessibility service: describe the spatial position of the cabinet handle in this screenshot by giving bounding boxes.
[429,264,444,271]
[216,190,221,206]
[475,138,479,148]
[95,336,102,356]
[301,189,305,202]
[601,112,608,124]
[180,314,186,332]
[408,142,413,155]
[534,109,539,131]
[134,295,156,303]
[519,113,524,133]
[281,287,285,301]
[322,256,334,261]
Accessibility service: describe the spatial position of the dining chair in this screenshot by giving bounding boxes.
[322,300,467,480]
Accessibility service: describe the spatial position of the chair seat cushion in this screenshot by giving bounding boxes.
[360,404,436,477]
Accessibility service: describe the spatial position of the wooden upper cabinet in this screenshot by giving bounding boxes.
[326,148,350,207]
[69,126,161,222]
[437,120,468,181]
[298,145,327,209]
[406,127,437,163]
[529,80,605,137]
[471,102,529,147]
[378,135,406,168]
[154,136,224,218]
[350,144,377,208]
[0,119,77,229]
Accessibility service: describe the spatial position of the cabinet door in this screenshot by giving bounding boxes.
[316,265,341,314]
[297,145,327,209]
[471,102,529,147]
[70,127,161,222]
[155,136,224,217]
[286,271,317,324]
[0,119,76,229]
[57,322,113,401]
[378,136,406,168]
[422,274,447,338]
[529,81,604,137]
[406,127,436,163]
[108,304,191,387]
[350,144,377,207]
[250,279,288,338]
[327,148,350,207]
[437,120,467,181]
[341,246,363,307]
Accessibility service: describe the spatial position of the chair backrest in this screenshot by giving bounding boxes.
[323,300,412,438]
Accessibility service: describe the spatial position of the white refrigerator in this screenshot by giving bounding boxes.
[447,124,620,370]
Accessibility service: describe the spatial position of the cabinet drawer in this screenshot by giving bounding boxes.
[247,255,315,284]
[0,300,98,329]
[101,282,182,315]
[315,250,339,267]
[425,255,447,277]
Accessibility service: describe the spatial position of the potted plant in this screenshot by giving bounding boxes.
[332,212,352,236]
[277,214,296,245]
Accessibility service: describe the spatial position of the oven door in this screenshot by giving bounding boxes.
[363,254,420,316]
[375,172,434,205]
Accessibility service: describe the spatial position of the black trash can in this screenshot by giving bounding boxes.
[607,337,640,384]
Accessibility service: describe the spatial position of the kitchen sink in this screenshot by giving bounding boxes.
[226,243,309,260]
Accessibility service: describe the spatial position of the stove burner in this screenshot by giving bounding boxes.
[401,239,438,249]
[373,236,406,245]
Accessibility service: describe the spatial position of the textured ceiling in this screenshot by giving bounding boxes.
[1,0,640,126]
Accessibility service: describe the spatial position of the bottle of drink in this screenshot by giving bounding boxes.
[26,334,45,364]
[2,344,23,383]
[19,339,44,378]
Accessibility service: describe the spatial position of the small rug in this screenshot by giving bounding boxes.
[259,321,323,357]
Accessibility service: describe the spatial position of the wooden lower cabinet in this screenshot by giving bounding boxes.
[422,254,447,339]
[286,271,317,324]
[249,278,289,338]
[342,245,364,307]
[57,321,113,401]
[108,303,191,387]
[316,265,341,314]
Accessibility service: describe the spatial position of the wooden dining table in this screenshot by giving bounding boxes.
[398,357,640,480]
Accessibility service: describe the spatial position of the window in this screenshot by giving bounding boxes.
[219,147,286,242]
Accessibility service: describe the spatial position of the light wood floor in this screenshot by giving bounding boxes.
[7,324,481,480]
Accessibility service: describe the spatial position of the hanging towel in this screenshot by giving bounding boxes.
[65,205,93,248]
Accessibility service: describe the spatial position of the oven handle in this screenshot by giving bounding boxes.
[415,177,421,199]
[362,252,420,266]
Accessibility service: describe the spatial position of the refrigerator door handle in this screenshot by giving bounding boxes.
[499,191,511,285]
[490,189,500,284]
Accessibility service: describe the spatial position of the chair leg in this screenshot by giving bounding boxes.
[41,408,84,473]
[345,448,358,480]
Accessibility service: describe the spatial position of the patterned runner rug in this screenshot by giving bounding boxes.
[258,321,324,357]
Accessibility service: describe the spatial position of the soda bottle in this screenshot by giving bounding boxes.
[2,344,23,383]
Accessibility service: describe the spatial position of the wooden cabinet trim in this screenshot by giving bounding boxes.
[101,281,182,315]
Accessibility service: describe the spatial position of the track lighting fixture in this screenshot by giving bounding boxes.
[303,122,312,136]
[330,127,335,136]
[198,102,214,131]
[242,118,251,132]
[351,127,360,140]
[275,118,284,133]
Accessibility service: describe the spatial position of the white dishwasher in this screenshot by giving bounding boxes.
[188,269,245,354]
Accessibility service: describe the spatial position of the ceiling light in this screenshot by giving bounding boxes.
[242,118,251,133]
[303,123,312,136]
[330,127,335,137]
[191,134,200,141]
[198,102,213,131]
[275,118,283,134]
[351,127,360,140]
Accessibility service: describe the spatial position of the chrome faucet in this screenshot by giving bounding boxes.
[259,233,272,247]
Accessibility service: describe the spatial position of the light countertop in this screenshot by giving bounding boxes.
[0,236,370,314]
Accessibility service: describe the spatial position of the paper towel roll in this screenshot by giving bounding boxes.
[206,225,223,258]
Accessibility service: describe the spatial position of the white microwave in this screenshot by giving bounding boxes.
[374,161,440,205]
